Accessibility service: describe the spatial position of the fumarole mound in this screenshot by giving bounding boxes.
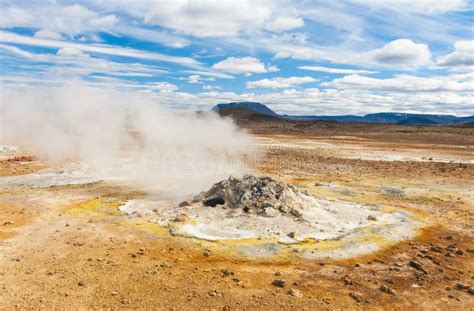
[118,174,418,258]
[192,175,312,219]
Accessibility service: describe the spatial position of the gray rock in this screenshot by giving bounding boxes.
[288,288,303,298]
[349,292,363,303]
[272,279,286,288]
[380,284,396,295]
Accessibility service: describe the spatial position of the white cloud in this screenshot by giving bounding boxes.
[184,70,233,79]
[202,85,222,90]
[0,4,117,35]
[88,14,118,29]
[437,41,474,71]
[187,75,215,84]
[267,65,280,72]
[188,75,200,84]
[150,82,178,93]
[299,65,378,74]
[3,77,473,116]
[354,0,469,15]
[0,44,168,78]
[56,47,85,57]
[34,30,64,40]
[0,7,34,28]
[212,57,268,74]
[114,25,190,48]
[265,17,304,32]
[0,44,53,61]
[322,73,474,92]
[0,31,202,68]
[369,39,432,67]
[247,76,317,89]
[141,0,272,37]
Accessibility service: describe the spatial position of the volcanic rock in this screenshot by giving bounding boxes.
[193,175,314,218]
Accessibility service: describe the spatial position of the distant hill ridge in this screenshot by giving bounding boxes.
[211,102,474,126]
[212,102,278,116]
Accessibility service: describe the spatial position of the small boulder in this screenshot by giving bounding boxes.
[288,288,303,298]
[272,279,286,288]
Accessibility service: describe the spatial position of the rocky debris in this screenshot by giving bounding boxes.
[342,275,353,285]
[178,201,190,207]
[173,214,190,223]
[272,279,286,288]
[203,249,211,257]
[349,292,363,303]
[367,215,377,221]
[192,175,314,218]
[288,288,303,298]
[208,290,218,297]
[3,220,14,225]
[221,269,234,277]
[431,246,443,253]
[380,284,396,295]
[379,187,405,197]
[456,282,469,290]
[409,260,427,274]
[455,282,473,295]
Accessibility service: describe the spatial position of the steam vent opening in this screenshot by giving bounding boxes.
[203,197,225,207]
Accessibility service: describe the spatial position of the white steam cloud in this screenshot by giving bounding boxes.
[0,82,259,197]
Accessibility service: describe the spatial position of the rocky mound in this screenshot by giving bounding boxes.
[192,175,314,218]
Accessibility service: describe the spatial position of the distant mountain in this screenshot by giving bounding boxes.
[212,102,474,126]
[212,102,278,116]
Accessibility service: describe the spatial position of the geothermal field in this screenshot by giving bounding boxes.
[0,90,473,310]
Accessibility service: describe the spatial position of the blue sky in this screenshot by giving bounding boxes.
[0,0,473,115]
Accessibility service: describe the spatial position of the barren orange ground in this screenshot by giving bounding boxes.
[0,122,473,310]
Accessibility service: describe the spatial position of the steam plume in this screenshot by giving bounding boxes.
[0,82,259,197]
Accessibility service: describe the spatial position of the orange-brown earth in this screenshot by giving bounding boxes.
[0,122,473,310]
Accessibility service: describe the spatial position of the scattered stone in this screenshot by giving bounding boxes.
[203,249,211,257]
[221,269,233,277]
[379,187,405,197]
[288,288,303,298]
[208,290,217,297]
[455,283,469,290]
[431,246,443,253]
[173,214,190,223]
[380,284,396,295]
[178,201,190,207]
[3,221,14,226]
[287,232,296,239]
[263,207,280,218]
[342,275,353,285]
[409,260,427,273]
[272,279,286,288]
[349,292,363,303]
[367,215,377,221]
[78,281,85,287]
